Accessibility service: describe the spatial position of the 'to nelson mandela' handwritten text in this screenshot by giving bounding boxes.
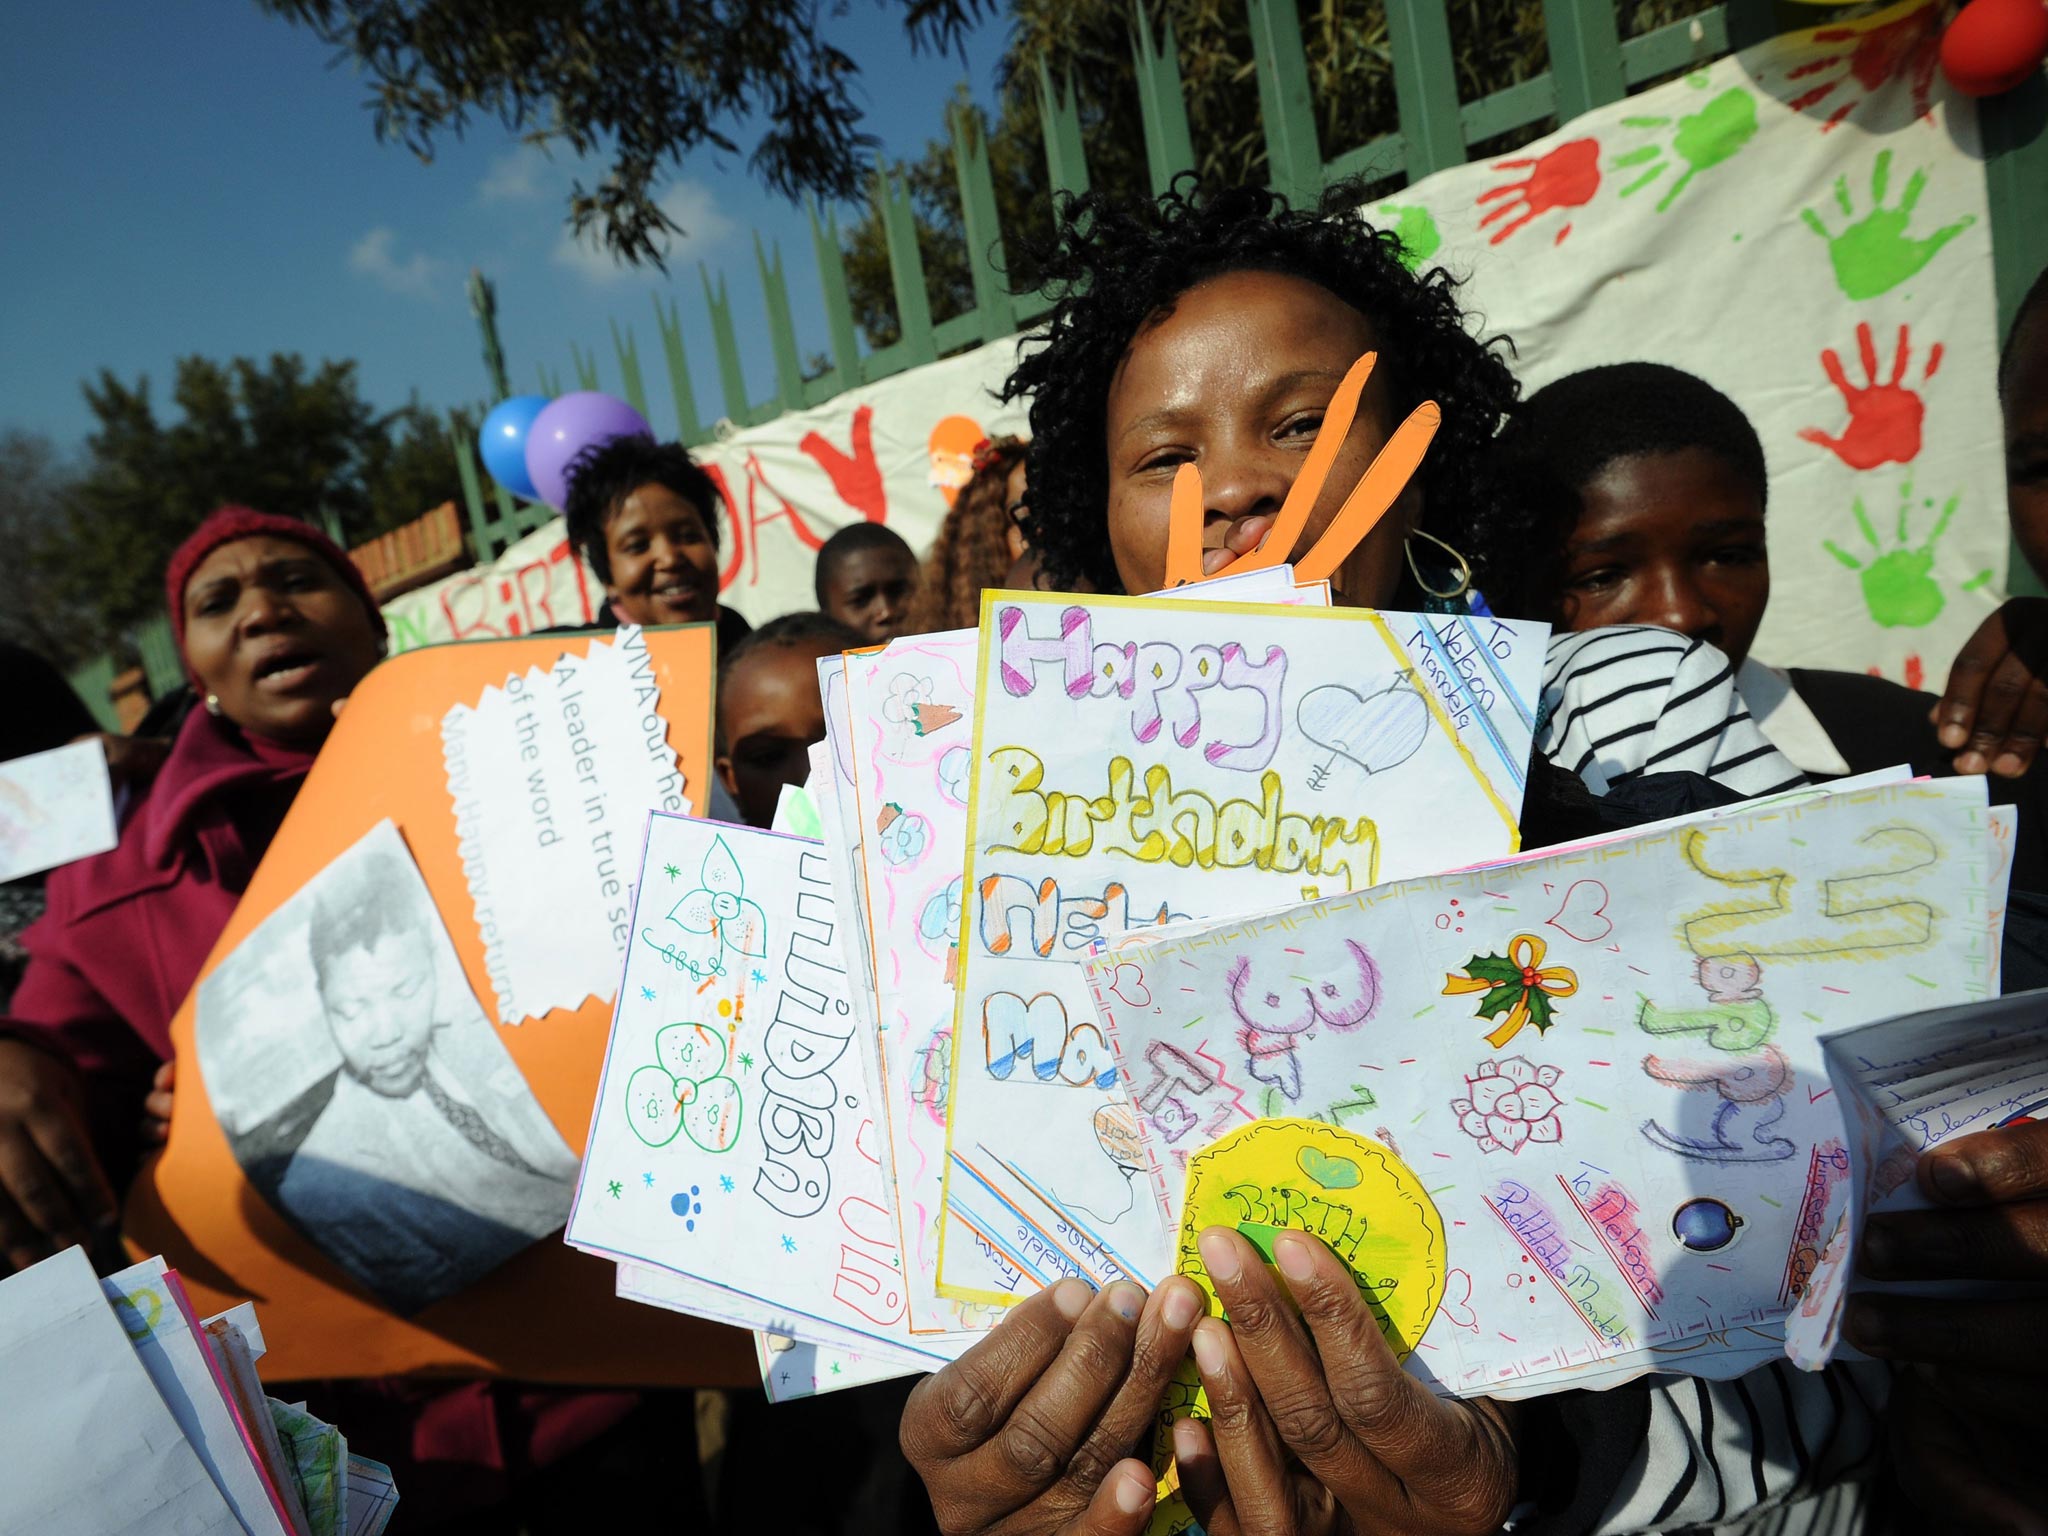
[983,749,1379,888]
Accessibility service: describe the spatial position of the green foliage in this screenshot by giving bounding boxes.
[258,0,996,268]
[59,354,473,644]
[0,432,102,668]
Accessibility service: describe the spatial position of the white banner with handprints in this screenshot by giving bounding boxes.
[383,339,1030,651]
[1364,0,2001,687]
[386,0,2001,685]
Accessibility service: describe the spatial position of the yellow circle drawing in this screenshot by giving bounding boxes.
[1146,1119,1447,1534]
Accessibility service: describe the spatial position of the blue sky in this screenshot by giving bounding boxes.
[1,1,1014,457]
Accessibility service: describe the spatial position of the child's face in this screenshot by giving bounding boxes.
[1556,447,1770,669]
[717,640,840,828]
[603,481,720,626]
[2007,308,2048,583]
[1103,270,1419,604]
[820,544,917,643]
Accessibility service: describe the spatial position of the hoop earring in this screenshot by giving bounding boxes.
[1404,527,1472,601]
[204,693,222,717]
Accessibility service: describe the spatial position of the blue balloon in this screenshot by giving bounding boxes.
[479,395,550,500]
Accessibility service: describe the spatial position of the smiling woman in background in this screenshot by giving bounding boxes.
[561,433,754,656]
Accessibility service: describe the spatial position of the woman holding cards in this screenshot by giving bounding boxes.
[0,506,388,1269]
[0,507,674,1529]
[898,182,2047,1533]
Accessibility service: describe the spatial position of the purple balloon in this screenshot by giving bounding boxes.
[524,392,654,509]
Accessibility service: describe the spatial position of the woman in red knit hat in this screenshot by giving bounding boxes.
[0,507,672,1529]
[0,506,386,1243]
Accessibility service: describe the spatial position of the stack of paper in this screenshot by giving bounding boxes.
[0,1247,398,1535]
[572,567,2014,1411]
[1786,987,2048,1368]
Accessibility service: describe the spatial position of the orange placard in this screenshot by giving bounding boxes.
[130,625,757,1386]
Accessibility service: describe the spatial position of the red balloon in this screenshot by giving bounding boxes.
[1941,0,2048,97]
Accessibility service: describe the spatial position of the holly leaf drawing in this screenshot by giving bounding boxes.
[1522,989,1559,1034]
[1456,953,1524,1017]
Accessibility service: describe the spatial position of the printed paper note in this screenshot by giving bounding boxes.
[442,625,693,1023]
[1089,778,1999,1393]
[936,593,1544,1304]
[195,820,579,1317]
[0,738,118,883]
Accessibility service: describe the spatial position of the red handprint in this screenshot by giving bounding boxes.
[1784,6,1940,132]
[1799,323,1942,472]
[1477,138,1600,247]
[1866,655,1926,690]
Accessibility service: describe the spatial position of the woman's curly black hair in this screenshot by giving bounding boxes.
[1001,178,1523,599]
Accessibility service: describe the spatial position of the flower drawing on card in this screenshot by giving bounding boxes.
[625,1023,744,1154]
[1451,1057,1564,1154]
[646,835,769,980]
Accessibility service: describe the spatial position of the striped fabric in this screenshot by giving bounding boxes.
[1525,1360,1892,1536]
[1539,628,1807,800]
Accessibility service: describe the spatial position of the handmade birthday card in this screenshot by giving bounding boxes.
[1087,778,2001,1394]
[567,815,918,1351]
[935,590,1546,1304]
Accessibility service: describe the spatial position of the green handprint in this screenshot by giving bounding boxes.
[1801,150,1975,302]
[1614,83,1758,213]
[1378,203,1442,272]
[1823,481,1986,629]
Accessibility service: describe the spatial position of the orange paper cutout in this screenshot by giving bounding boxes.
[131,625,756,1387]
[1292,400,1443,584]
[1157,350,1442,595]
[1162,463,1206,588]
[1220,352,1378,576]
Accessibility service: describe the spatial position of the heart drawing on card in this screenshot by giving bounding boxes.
[1108,963,1151,1009]
[1296,1146,1363,1190]
[1296,682,1430,780]
[1545,878,1613,944]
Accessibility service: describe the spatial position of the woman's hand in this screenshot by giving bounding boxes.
[1931,598,2048,777]
[0,1038,119,1274]
[901,1273,1206,1536]
[142,1059,174,1146]
[1185,1228,1517,1536]
[1850,1119,2048,1531]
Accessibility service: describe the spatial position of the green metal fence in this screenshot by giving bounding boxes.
[445,0,2048,570]
[107,0,2048,698]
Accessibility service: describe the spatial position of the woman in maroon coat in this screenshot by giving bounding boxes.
[0,507,670,1530]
